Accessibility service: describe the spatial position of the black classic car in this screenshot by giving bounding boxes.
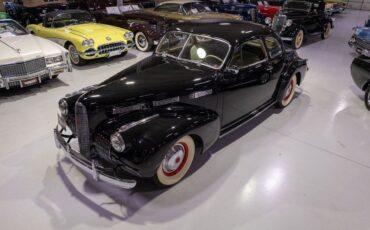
[348,20,370,57]
[4,0,69,25]
[351,56,370,111]
[54,20,308,188]
[92,4,171,52]
[268,0,332,49]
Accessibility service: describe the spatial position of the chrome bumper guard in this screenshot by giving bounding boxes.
[54,128,137,189]
[281,37,293,41]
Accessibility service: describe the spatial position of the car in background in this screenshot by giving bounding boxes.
[4,0,69,25]
[325,0,346,14]
[351,55,370,111]
[150,0,242,22]
[249,0,280,20]
[203,0,264,23]
[265,0,286,6]
[0,19,71,89]
[268,0,332,49]
[92,3,171,52]
[54,20,307,189]
[348,23,370,57]
[27,10,134,66]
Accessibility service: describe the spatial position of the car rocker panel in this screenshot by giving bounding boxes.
[54,21,308,188]
[27,10,134,65]
[0,19,71,89]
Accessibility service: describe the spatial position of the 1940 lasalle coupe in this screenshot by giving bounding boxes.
[54,20,308,188]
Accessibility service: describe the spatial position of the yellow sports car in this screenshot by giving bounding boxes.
[27,10,134,65]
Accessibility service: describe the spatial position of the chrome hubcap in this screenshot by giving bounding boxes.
[138,35,147,48]
[296,31,303,48]
[163,144,186,174]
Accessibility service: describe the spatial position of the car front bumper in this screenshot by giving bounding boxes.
[348,39,370,56]
[54,127,137,189]
[0,63,70,89]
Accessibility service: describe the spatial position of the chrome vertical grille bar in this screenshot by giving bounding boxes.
[75,102,90,157]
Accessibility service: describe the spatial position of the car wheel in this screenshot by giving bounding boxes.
[277,74,297,108]
[154,135,195,187]
[135,32,153,52]
[292,29,304,49]
[52,75,59,79]
[68,44,85,66]
[365,87,370,111]
[321,23,331,39]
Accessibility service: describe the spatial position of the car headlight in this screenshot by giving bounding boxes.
[110,132,125,152]
[46,55,63,65]
[58,99,68,116]
[82,39,94,47]
[124,32,134,39]
[265,17,272,25]
[286,19,293,27]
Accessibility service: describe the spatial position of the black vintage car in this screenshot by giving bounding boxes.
[92,4,171,52]
[269,0,332,49]
[54,20,308,188]
[351,55,370,111]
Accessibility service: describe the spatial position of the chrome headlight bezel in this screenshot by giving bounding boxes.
[58,99,68,116]
[110,132,126,153]
[82,39,94,47]
[46,55,64,65]
[265,17,272,25]
[124,31,134,39]
[286,19,293,27]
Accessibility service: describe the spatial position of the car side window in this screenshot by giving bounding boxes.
[154,4,181,13]
[230,39,267,68]
[264,36,282,58]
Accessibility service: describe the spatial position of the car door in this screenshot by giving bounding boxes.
[221,38,274,127]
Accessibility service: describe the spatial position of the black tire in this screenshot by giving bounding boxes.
[153,135,195,187]
[68,44,85,66]
[277,74,297,108]
[365,87,370,111]
[52,75,59,79]
[120,50,128,58]
[134,31,153,52]
[321,23,331,39]
[292,29,304,49]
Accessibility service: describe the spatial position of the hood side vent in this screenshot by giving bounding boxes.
[75,102,91,158]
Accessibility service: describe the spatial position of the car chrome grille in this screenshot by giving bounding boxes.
[98,42,125,55]
[272,14,287,34]
[356,37,370,50]
[75,102,90,157]
[0,58,46,78]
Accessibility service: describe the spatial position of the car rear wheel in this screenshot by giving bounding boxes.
[135,32,153,52]
[321,23,331,39]
[365,87,370,111]
[154,135,195,187]
[292,30,304,49]
[68,44,85,66]
[277,74,297,108]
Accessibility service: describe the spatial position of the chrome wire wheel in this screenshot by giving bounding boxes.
[68,44,80,65]
[294,30,304,49]
[156,135,195,186]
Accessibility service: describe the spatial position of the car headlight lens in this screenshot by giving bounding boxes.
[110,132,125,152]
[46,55,63,65]
[265,17,272,25]
[286,19,293,27]
[58,99,68,116]
[124,31,134,39]
[82,39,94,47]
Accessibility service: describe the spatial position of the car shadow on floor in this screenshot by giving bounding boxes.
[0,78,68,103]
[45,90,309,227]
[72,52,137,71]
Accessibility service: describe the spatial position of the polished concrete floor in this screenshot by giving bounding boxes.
[1,10,370,230]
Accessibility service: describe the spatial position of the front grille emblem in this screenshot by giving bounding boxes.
[106,36,111,41]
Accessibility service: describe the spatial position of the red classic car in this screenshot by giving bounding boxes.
[250,0,280,19]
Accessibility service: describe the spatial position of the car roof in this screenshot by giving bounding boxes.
[45,9,88,18]
[170,20,272,45]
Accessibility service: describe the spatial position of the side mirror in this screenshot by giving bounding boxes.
[226,66,239,75]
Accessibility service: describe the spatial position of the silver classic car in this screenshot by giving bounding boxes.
[0,19,72,89]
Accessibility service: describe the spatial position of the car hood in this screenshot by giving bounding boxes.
[124,10,168,22]
[280,9,309,19]
[79,56,216,108]
[67,23,127,40]
[149,10,240,21]
[0,34,65,65]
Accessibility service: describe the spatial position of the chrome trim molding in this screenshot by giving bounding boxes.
[189,89,213,99]
[118,114,159,133]
[112,103,148,115]
[153,96,179,106]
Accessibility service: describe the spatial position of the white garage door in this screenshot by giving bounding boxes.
[347,0,370,10]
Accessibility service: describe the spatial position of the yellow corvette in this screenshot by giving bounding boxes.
[27,10,134,65]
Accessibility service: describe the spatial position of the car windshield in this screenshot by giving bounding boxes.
[52,11,93,28]
[183,2,212,15]
[284,1,311,11]
[156,31,230,69]
[0,20,27,38]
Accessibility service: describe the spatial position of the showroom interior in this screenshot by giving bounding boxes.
[0,0,370,229]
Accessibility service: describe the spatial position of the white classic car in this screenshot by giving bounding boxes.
[0,19,72,89]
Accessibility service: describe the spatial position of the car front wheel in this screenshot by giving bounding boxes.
[154,135,195,187]
[277,74,297,108]
[135,32,153,52]
[321,23,331,39]
[292,29,304,49]
[365,87,370,111]
[68,44,85,66]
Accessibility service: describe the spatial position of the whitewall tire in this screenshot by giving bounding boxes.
[135,32,153,52]
[278,75,297,108]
